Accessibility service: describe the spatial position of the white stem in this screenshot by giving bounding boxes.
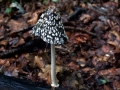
[51,44,59,87]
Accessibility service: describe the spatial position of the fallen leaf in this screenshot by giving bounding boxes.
[0,40,8,47]
[82,67,94,72]
[22,12,32,20]
[67,62,79,70]
[0,25,6,36]
[80,14,92,23]
[27,12,39,25]
[101,45,111,53]
[22,31,31,39]
[0,59,7,65]
[69,33,88,44]
[77,58,86,67]
[33,56,45,69]
[11,38,25,47]
[11,68,19,77]
[8,19,28,32]
[24,3,32,12]
[17,54,28,69]
[38,65,65,84]
[0,13,4,24]
[113,80,120,90]
[69,79,79,88]
[103,1,118,9]
[104,85,112,90]
[98,68,120,76]
[62,71,80,90]
[9,37,19,46]
[25,53,35,67]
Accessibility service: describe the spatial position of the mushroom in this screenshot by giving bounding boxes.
[31,6,68,87]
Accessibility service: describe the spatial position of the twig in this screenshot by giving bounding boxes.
[67,7,86,21]
[0,37,45,58]
[0,26,33,41]
[64,26,97,36]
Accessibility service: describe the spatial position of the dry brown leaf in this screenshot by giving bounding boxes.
[4,62,17,76]
[32,52,51,67]
[39,52,51,63]
[107,30,120,50]
[87,50,96,57]
[38,65,51,84]
[8,19,28,32]
[80,14,92,23]
[0,46,5,52]
[56,58,64,66]
[22,12,32,20]
[25,53,35,68]
[33,56,45,69]
[12,38,25,47]
[111,31,120,41]
[0,59,7,65]
[0,40,8,47]
[22,31,31,39]
[26,70,39,82]
[117,8,120,14]
[4,60,10,67]
[73,33,89,44]
[63,71,80,89]
[107,40,120,52]
[77,58,86,67]
[0,25,6,36]
[103,1,118,8]
[17,54,28,69]
[82,67,95,75]
[69,79,79,88]
[68,32,76,44]
[102,55,110,62]
[67,62,80,70]
[101,45,111,53]
[0,13,4,24]
[8,37,20,47]
[24,3,32,12]
[62,1,73,14]
[11,67,19,77]
[4,66,19,77]
[82,67,94,72]
[113,80,120,90]
[11,38,25,47]
[98,68,120,76]
[35,1,42,8]
[25,53,35,61]
[66,31,72,40]
[104,85,112,90]
[26,73,32,80]
[27,12,39,25]
[38,65,65,84]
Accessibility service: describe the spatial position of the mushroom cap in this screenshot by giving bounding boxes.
[32,6,68,44]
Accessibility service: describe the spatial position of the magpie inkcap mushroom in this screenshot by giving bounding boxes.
[32,5,68,88]
[32,6,68,44]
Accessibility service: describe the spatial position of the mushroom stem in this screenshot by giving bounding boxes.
[51,44,59,87]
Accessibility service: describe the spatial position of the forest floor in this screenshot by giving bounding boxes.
[0,0,120,90]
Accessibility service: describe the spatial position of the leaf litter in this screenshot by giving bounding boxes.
[0,0,120,90]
